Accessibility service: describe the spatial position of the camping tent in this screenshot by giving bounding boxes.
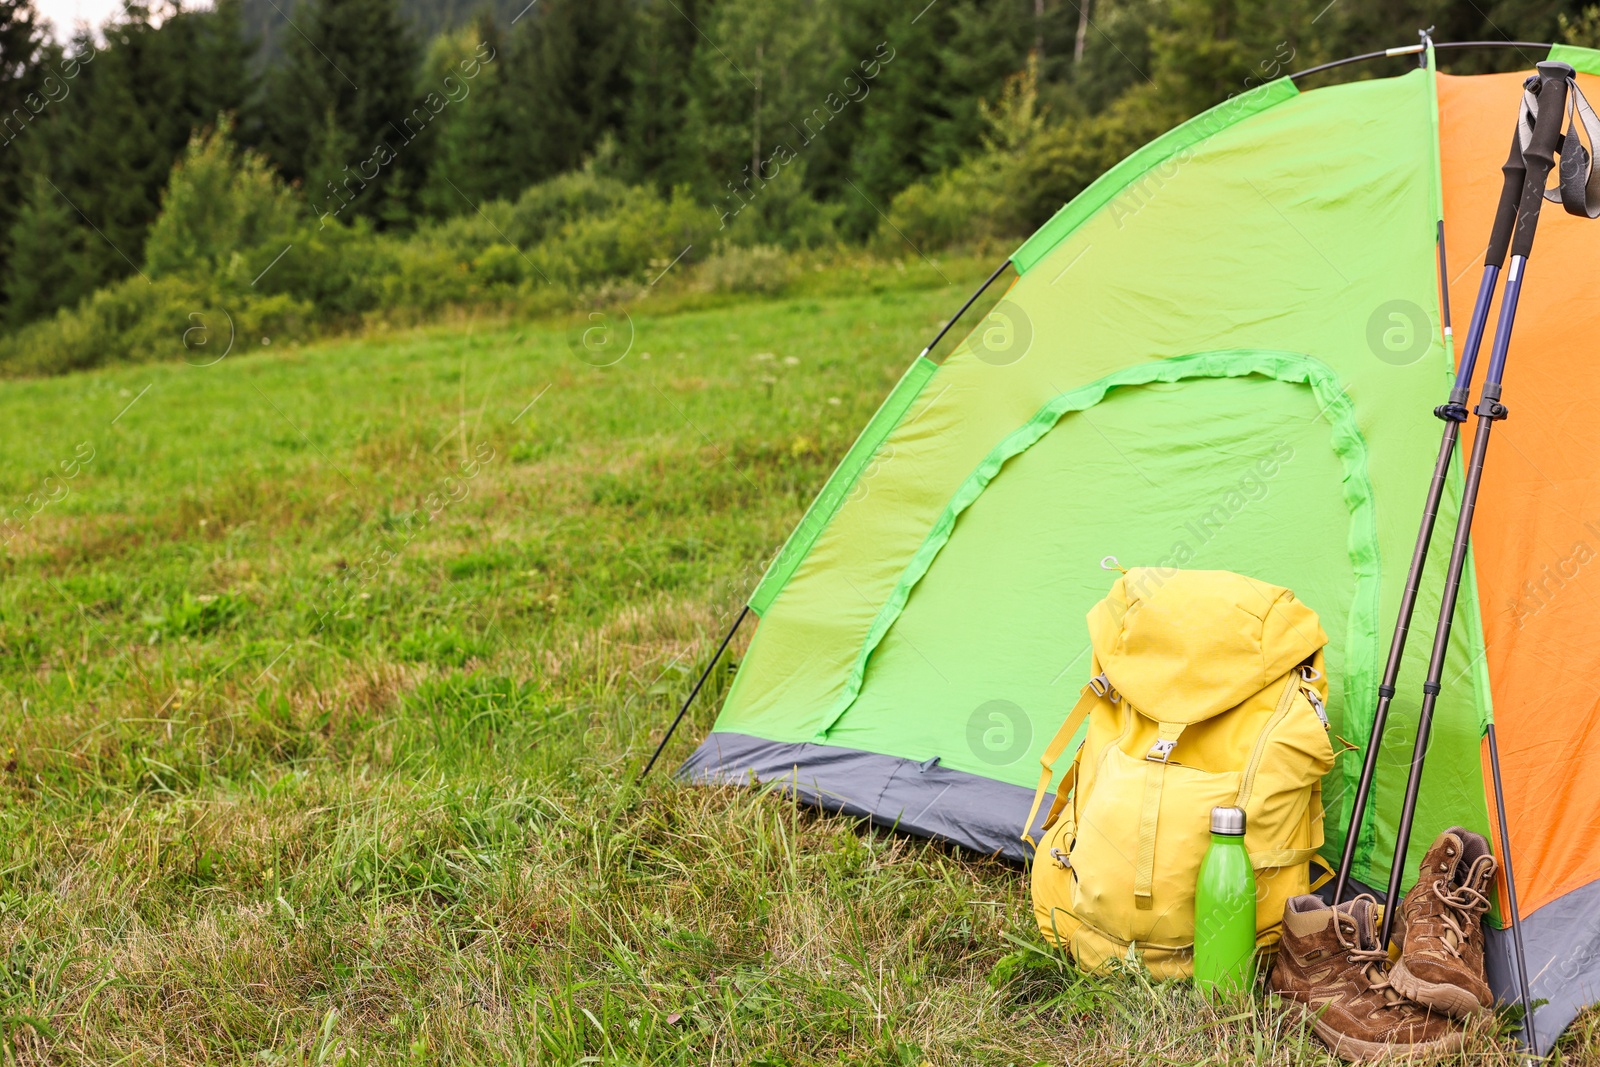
[680,41,1600,1050]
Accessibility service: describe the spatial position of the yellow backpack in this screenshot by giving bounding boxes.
[1024,568,1335,977]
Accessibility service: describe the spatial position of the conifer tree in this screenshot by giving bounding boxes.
[3,170,90,323]
[418,15,519,214]
[615,0,701,191]
[0,0,49,298]
[4,2,250,321]
[499,0,632,185]
[262,0,424,227]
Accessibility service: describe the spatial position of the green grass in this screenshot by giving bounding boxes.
[0,254,1583,1064]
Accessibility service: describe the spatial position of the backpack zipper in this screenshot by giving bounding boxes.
[1235,674,1302,809]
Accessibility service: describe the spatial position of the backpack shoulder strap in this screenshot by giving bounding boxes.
[1021,680,1107,849]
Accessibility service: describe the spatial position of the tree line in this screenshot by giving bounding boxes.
[0,0,1593,332]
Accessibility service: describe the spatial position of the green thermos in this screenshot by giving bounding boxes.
[1194,805,1257,994]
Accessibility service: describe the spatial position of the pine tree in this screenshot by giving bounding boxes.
[262,0,424,227]
[615,0,702,191]
[4,169,90,323]
[4,1,251,322]
[814,0,1028,237]
[499,0,633,185]
[418,15,520,214]
[144,117,302,282]
[677,0,842,227]
[0,0,52,307]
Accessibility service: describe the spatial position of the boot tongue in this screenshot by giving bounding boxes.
[1429,831,1466,882]
[1340,897,1380,950]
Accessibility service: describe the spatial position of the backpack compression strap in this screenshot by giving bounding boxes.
[1134,721,1186,910]
[1521,72,1600,219]
[1020,680,1106,849]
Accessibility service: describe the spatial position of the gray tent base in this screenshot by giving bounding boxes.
[680,731,1041,862]
[1485,877,1600,1054]
[682,731,1600,1054]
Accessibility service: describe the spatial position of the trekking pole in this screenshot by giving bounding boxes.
[1378,61,1576,1036]
[1330,122,1529,904]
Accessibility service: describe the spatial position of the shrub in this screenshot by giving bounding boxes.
[695,244,797,295]
[529,185,716,288]
[411,207,511,264]
[472,244,525,288]
[0,275,312,376]
[144,117,304,284]
[1562,5,1600,47]
[882,102,1170,252]
[716,160,841,250]
[506,171,635,248]
[884,159,1012,253]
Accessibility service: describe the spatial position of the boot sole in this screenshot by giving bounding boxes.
[1389,959,1489,1020]
[1288,1000,1464,1063]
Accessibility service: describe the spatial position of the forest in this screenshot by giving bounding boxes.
[0,0,1596,374]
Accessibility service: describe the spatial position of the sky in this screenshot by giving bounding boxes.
[35,0,177,37]
[36,0,122,35]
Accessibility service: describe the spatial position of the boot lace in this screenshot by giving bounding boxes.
[1426,854,1496,957]
[1333,898,1407,1007]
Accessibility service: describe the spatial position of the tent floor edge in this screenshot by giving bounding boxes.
[679,731,1038,864]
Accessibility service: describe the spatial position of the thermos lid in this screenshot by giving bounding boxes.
[1211,806,1247,835]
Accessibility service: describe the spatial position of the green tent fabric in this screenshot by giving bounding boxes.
[691,66,1490,872]
[682,45,1600,1052]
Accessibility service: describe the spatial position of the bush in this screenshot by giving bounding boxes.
[472,244,525,288]
[695,244,797,295]
[0,275,312,375]
[884,158,1012,252]
[528,185,716,288]
[144,117,304,283]
[881,61,1171,253]
[1563,6,1600,47]
[0,123,809,376]
[715,160,841,250]
[506,171,635,248]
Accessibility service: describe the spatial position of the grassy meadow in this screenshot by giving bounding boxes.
[0,254,1589,1065]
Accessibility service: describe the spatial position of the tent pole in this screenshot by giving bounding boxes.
[1379,62,1572,982]
[639,605,751,781]
[639,259,1011,783]
[917,259,1013,360]
[1289,41,1554,82]
[1487,722,1538,1051]
[1331,124,1527,904]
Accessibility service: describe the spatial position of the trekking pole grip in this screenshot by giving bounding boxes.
[1484,125,1527,270]
[1510,63,1575,260]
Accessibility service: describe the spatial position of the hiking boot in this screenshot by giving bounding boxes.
[1390,827,1497,1018]
[1270,894,1461,1062]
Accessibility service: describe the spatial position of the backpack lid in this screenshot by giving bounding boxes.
[1089,568,1327,725]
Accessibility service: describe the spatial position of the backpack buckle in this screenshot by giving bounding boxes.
[1305,687,1330,729]
[1089,672,1118,701]
[1145,739,1178,763]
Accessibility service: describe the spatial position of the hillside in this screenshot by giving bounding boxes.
[3,260,1593,1061]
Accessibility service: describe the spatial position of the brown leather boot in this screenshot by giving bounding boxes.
[1389,827,1497,1018]
[1270,894,1462,1062]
